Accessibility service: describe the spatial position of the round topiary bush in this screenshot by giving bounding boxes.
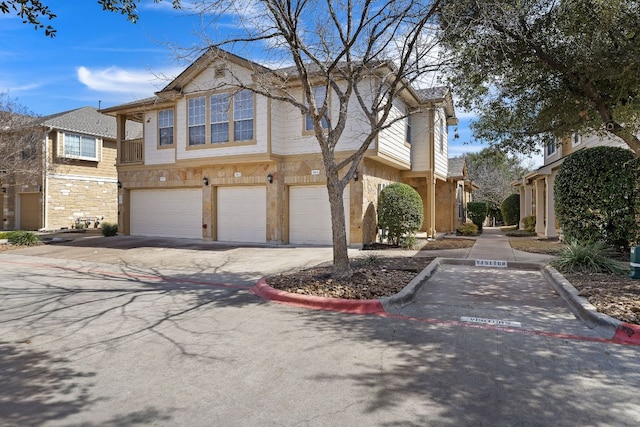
[467,201,488,232]
[377,182,424,247]
[554,146,639,249]
[500,193,520,226]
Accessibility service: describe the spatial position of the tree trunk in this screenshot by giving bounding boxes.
[325,167,351,278]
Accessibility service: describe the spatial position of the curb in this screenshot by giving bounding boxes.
[543,265,640,345]
[251,278,385,314]
[252,259,640,346]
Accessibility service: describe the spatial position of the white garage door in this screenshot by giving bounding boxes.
[217,186,267,243]
[130,189,202,239]
[290,185,350,245]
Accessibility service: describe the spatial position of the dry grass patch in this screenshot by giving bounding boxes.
[509,238,565,255]
[418,238,476,251]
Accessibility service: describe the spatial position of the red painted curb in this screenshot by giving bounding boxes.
[251,278,385,314]
[613,323,640,345]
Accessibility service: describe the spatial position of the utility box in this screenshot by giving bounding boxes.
[630,246,640,279]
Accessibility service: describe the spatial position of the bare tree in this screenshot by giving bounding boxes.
[0,93,44,192]
[160,0,445,276]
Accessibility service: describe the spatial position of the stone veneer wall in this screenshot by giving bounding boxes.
[47,177,118,230]
[360,159,403,244]
[118,156,404,246]
[435,179,456,233]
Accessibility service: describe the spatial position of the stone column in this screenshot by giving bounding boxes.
[545,173,557,238]
[519,185,526,229]
[535,178,546,236]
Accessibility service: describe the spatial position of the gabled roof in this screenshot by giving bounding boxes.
[34,106,142,139]
[447,157,467,179]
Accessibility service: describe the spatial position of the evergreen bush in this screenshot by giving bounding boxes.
[554,146,639,249]
[500,193,520,226]
[101,222,118,237]
[467,201,488,232]
[377,182,424,247]
[522,215,536,233]
[456,221,478,236]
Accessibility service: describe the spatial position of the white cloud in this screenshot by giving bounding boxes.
[76,66,180,96]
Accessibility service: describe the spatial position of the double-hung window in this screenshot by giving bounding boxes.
[158,109,174,146]
[63,133,98,160]
[546,140,557,156]
[188,90,254,146]
[210,93,230,143]
[188,97,206,146]
[305,86,328,132]
[233,90,254,141]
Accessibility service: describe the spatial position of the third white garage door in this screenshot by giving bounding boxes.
[289,185,350,245]
[217,186,267,243]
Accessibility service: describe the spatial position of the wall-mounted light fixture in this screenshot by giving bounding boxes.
[117,181,122,188]
[1,187,5,193]
[353,170,359,181]
[267,174,273,184]
[37,185,42,192]
[202,177,209,186]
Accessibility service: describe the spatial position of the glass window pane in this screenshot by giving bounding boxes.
[189,125,206,145]
[211,122,230,143]
[233,90,253,120]
[234,120,253,141]
[211,93,230,123]
[306,86,328,131]
[81,136,97,158]
[188,97,206,127]
[64,134,80,156]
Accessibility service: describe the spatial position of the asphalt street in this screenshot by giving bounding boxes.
[1,238,639,426]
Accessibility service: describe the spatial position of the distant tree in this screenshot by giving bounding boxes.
[439,0,640,158]
[0,93,44,191]
[463,147,528,223]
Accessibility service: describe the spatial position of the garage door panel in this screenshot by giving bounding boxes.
[290,185,349,245]
[217,186,266,243]
[130,189,202,239]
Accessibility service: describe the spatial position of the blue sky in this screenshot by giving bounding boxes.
[1,1,539,164]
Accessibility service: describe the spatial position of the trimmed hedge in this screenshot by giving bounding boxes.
[378,182,424,247]
[554,146,639,249]
[456,221,478,236]
[522,215,536,233]
[467,201,488,232]
[101,222,118,237]
[500,193,520,226]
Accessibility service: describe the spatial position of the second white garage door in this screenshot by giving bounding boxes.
[130,189,203,239]
[289,185,350,245]
[217,186,267,243]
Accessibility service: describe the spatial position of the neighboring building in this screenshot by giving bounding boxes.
[0,107,142,231]
[101,48,470,246]
[438,157,476,232]
[513,132,627,238]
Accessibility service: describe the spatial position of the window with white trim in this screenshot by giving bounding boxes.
[188,97,206,146]
[305,86,328,132]
[546,140,557,156]
[158,109,174,146]
[571,131,581,147]
[62,133,99,161]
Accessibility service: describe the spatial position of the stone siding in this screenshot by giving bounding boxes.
[47,177,118,229]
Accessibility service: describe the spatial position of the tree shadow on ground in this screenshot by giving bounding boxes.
[0,342,172,426]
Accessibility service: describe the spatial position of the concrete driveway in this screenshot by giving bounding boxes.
[1,247,640,426]
[7,234,358,286]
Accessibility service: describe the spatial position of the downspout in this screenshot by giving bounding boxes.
[42,126,52,230]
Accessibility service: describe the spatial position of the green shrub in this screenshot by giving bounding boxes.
[467,201,488,232]
[7,231,40,246]
[522,215,536,233]
[554,146,640,249]
[0,232,8,239]
[550,240,626,274]
[378,182,424,247]
[101,222,118,237]
[500,193,520,226]
[456,221,478,236]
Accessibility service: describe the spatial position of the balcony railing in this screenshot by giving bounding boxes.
[119,139,143,164]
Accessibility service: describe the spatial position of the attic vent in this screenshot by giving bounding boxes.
[214,66,226,78]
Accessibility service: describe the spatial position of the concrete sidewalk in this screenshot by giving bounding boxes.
[465,227,553,263]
